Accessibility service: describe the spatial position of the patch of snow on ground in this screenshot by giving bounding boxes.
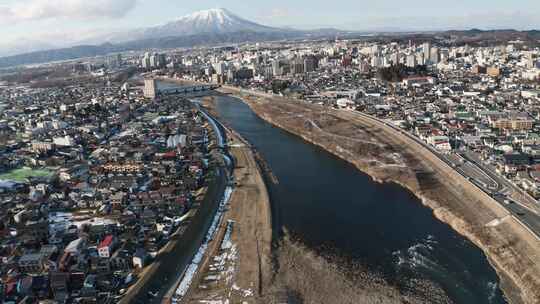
[173,187,233,302]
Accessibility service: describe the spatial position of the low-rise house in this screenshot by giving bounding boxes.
[503,153,530,174]
[18,253,45,273]
[428,135,452,152]
[97,235,116,258]
[64,238,86,256]
[132,248,148,268]
[50,272,69,296]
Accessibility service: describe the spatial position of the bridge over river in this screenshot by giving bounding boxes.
[155,79,219,96]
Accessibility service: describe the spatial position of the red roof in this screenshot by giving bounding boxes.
[6,282,16,294]
[98,235,113,248]
[162,151,177,158]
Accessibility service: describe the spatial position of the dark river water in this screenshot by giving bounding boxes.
[213,94,507,304]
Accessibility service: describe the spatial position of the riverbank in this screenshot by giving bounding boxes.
[180,101,273,303]
[218,87,540,304]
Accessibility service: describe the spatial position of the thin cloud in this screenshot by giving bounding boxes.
[336,11,540,31]
[0,0,138,23]
[256,8,292,26]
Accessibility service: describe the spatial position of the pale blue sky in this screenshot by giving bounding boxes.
[0,0,539,43]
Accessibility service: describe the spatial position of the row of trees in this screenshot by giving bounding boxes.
[377,64,428,82]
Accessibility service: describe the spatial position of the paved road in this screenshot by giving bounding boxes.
[491,193,540,235]
[460,150,539,211]
[197,106,225,149]
[335,109,540,240]
[448,153,499,191]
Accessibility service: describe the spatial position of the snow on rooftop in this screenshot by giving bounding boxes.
[48,212,117,235]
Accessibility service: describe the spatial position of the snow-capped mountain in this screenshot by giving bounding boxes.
[95,8,283,44]
[0,8,291,59]
[151,8,279,36]
[1,8,342,67]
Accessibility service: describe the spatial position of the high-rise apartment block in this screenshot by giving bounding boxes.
[144,79,157,99]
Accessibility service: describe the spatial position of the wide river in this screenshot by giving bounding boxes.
[213,94,507,304]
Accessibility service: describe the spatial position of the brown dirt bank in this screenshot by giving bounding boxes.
[217,87,540,304]
[183,107,272,303]
[263,235,452,304]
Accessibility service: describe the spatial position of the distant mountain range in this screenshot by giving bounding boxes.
[0,9,538,69]
[0,8,318,68]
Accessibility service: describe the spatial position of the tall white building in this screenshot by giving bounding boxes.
[144,79,157,99]
[143,52,165,69]
[214,61,227,75]
[423,42,431,64]
[149,53,158,68]
[430,47,440,64]
[417,53,425,65]
[390,53,401,65]
[406,54,417,67]
[142,52,151,69]
[371,55,383,68]
[272,60,282,76]
[371,44,380,56]
[526,52,536,68]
